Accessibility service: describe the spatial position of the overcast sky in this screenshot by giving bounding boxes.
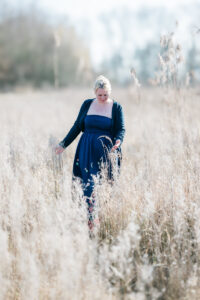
[37,0,195,19]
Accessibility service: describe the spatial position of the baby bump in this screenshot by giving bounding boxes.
[93,134,113,160]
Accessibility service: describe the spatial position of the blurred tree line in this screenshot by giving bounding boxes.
[0,5,93,89]
[0,2,199,89]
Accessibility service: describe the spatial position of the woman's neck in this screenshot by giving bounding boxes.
[95,98,112,105]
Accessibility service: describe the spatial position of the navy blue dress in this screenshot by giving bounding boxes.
[73,115,113,221]
[73,114,113,194]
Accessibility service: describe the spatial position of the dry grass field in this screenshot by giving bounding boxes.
[1,86,200,299]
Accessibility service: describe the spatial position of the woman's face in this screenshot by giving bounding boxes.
[95,88,109,103]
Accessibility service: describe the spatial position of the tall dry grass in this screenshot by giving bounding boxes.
[1,86,200,299]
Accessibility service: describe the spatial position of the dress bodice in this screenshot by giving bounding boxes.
[84,115,112,134]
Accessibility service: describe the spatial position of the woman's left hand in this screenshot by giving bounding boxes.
[111,139,121,152]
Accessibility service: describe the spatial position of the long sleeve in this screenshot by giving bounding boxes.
[59,101,86,149]
[114,104,125,143]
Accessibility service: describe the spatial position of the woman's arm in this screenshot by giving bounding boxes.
[57,101,86,151]
[111,104,125,151]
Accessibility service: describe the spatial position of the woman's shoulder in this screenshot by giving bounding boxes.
[78,99,94,112]
[84,98,95,104]
[112,100,123,110]
[81,98,95,108]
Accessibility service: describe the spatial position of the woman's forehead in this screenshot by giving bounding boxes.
[96,88,108,94]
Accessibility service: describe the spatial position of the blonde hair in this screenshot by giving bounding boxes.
[94,75,112,95]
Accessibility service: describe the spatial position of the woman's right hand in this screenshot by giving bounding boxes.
[55,145,65,155]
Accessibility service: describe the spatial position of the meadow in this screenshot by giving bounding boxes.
[1,86,200,299]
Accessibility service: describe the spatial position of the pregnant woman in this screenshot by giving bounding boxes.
[55,75,125,230]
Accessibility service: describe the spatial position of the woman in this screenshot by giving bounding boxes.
[55,75,125,230]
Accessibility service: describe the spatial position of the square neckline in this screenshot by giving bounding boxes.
[86,114,112,120]
[86,98,114,119]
